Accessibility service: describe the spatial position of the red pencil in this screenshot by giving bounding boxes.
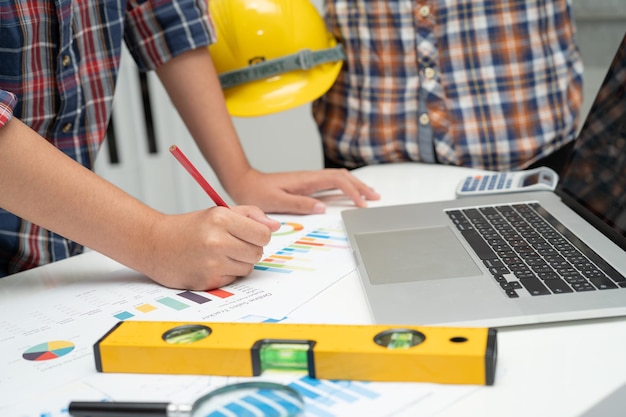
[169,145,230,208]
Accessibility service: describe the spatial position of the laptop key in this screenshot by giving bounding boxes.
[610,273,626,283]
[537,271,559,280]
[505,289,519,298]
[581,269,605,279]
[589,276,618,290]
[460,229,497,260]
[544,278,574,294]
[572,282,596,292]
[519,277,551,295]
[483,259,506,269]
[500,282,514,290]
[512,267,535,279]
[493,275,508,283]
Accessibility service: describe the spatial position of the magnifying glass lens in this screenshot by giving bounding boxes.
[192,382,305,417]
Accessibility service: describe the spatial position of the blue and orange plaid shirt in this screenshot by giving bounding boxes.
[313,0,584,171]
[0,0,214,275]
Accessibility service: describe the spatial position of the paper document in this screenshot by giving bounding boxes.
[0,213,479,417]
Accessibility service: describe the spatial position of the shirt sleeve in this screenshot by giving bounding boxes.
[0,89,17,128]
[124,0,216,71]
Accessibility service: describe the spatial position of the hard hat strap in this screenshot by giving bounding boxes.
[218,44,345,90]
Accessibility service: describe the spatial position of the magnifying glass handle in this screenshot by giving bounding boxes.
[69,401,192,417]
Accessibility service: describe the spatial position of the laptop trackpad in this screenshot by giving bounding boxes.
[354,226,482,285]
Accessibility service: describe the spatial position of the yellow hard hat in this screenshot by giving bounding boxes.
[208,0,345,117]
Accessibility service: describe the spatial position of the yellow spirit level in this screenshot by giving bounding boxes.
[94,321,497,385]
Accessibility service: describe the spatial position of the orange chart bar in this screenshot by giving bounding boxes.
[206,288,235,299]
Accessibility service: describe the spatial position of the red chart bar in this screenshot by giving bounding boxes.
[206,288,235,299]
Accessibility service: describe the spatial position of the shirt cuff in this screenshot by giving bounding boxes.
[124,0,216,71]
[0,90,17,128]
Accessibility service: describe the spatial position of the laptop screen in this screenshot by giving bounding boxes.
[557,33,626,249]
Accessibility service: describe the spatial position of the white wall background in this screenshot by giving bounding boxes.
[94,0,625,215]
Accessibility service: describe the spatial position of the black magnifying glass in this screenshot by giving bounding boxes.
[68,381,305,417]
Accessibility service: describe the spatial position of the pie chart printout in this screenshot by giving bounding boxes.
[22,340,75,361]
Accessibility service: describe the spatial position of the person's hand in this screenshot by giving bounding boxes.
[142,205,280,290]
[225,168,381,214]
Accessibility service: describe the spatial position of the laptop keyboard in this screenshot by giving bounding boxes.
[446,203,626,298]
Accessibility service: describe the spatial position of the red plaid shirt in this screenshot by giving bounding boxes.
[0,0,214,275]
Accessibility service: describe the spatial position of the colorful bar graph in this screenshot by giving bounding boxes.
[111,288,229,321]
[255,226,348,274]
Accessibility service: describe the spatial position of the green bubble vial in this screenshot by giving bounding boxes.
[259,343,310,372]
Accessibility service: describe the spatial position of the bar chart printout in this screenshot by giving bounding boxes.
[1,214,463,417]
[199,375,477,417]
[110,284,241,322]
[255,220,351,274]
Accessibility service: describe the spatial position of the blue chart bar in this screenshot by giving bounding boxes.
[287,377,381,417]
[262,317,283,323]
[223,402,256,417]
[279,248,307,254]
[241,395,282,415]
[306,233,347,242]
[254,266,292,274]
[302,378,358,402]
[201,377,382,417]
[331,380,379,399]
[114,311,134,320]
[205,388,302,417]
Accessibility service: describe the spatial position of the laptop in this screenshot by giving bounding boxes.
[341,33,626,327]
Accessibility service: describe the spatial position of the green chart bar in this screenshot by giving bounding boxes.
[157,297,189,311]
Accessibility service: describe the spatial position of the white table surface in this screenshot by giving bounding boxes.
[2,162,625,417]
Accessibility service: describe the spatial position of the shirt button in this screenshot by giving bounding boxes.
[62,55,71,67]
[419,5,430,18]
[61,123,73,133]
[424,67,436,79]
[419,113,430,125]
